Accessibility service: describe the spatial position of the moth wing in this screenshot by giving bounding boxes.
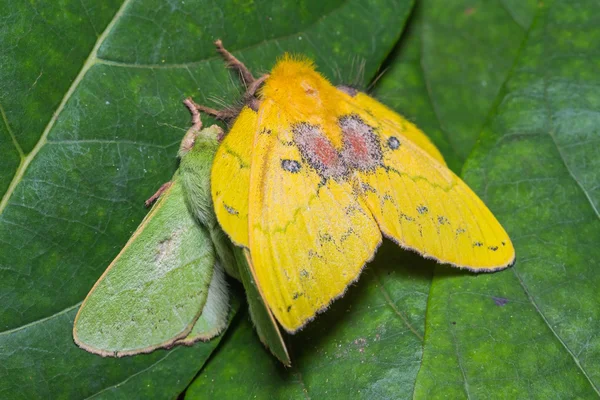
[73,177,215,356]
[351,92,447,165]
[234,247,291,365]
[211,107,256,247]
[346,102,515,270]
[248,102,382,332]
[175,261,230,345]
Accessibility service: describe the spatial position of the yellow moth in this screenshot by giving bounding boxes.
[204,41,515,333]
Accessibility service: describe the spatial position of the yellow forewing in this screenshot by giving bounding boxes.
[247,101,381,332]
[211,107,256,247]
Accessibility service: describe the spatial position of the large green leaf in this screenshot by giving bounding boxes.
[418,0,537,163]
[414,0,600,397]
[0,0,411,398]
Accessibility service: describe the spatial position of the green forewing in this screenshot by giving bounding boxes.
[74,176,216,356]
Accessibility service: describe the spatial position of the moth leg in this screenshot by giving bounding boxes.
[215,39,255,85]
[184,98,239,121]
[184,98,203,131]
[144,182,172,207]
[244,74,269,111]
[183,41,268,121]
[179,98,206,153]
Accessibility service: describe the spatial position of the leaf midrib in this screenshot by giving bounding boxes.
[0,0,134,216]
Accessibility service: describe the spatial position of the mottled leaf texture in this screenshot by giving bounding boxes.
[374,0,537,172]
[414,0,600,398]
[0,0,410,398]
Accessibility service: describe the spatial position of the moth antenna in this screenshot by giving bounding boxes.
[354,58,366,88]
[245,74,269,99]
[242,74,269,111]
[207,95,232,109]
[367,65,389,93]
[215,39,255,86]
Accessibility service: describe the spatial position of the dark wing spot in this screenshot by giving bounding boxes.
[293,122,347,179]
[488,246,498,251]
[382,193,395,204]
[281,159,301,173]
[456,228,466,235]
[292,292,304,300]
[388,136,400,150]
[337,85,359,97]
[361,182,376,193]
[502,241,506,246]
[287,305,292,312]
[417,205,428,214]
[473,241,483,247]
[223,203,239,215]
[340,227,355,243]
[307,250,324,260]
[300,269,309,278]
[261,128,272,135]
[437,216,449,225]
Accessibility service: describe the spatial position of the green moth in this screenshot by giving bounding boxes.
[73,101,290,364]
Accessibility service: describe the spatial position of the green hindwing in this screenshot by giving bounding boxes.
[234,247,291,366]
[175,261,230,345]
[73,127,231,357]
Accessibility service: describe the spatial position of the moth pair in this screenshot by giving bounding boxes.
[74,42,514,364]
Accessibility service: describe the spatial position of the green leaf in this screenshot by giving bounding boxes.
[0,0,412,398]
[415,0,600,397]
[374,0,537,171]
[419,0,537,163]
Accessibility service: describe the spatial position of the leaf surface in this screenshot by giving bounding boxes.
[414,0,600,397]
